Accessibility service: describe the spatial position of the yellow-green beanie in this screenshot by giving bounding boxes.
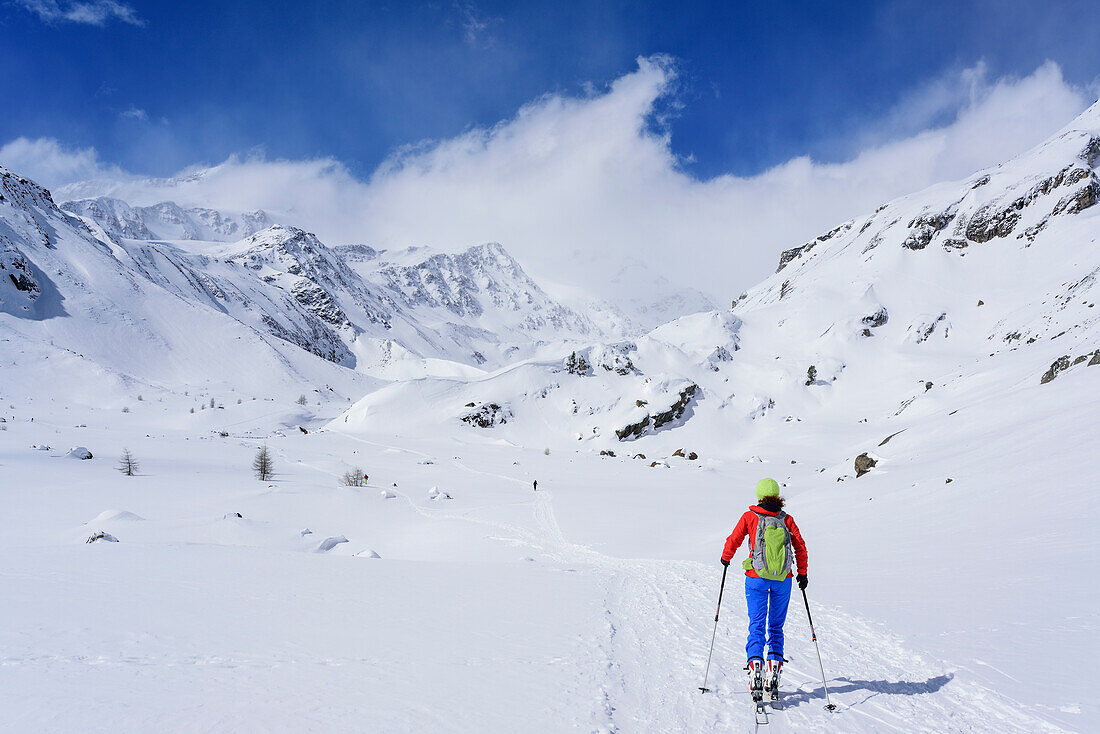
[755,477,780,501]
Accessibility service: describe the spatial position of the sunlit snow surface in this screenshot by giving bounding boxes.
[3,104,1100,731]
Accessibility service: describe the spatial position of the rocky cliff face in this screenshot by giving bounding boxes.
[61,196,271,242]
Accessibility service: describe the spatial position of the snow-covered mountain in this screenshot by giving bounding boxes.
[5,100,1100,730]
[329,100,1100,719]
[0,166,375,407]
[3,173,615,387]
[61,196,273,242]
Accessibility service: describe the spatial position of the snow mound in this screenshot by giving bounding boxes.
[354,549,382,559]
[299,528,312,536]
[85,531,118,544]
[428,486,453,500]
[379,489,396,499]
[316,535,349,552]
[87,509,145,524]
[66,446,93,459]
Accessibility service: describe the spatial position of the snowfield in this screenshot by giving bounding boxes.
[3,102,1100,732]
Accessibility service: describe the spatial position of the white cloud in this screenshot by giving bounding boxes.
[0,137,127,189]
[6,58,1092,301]
[16,0,143,27]
[120,105,148,121]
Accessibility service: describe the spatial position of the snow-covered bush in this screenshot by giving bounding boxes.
[341,468,366,486]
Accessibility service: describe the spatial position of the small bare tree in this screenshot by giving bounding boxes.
[253,445,274,481]
[296,394,308,406]
[341,467,366,486]
[117,448,140,476]
[209,397,216,409]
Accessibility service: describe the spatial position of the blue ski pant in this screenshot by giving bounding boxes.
[745,575,792,661]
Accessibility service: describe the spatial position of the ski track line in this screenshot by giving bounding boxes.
[286,444,1070,734]
[527,489,1070,733]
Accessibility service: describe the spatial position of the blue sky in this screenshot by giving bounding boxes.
[3,0,1099,180]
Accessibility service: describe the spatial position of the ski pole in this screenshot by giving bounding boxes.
[698,563,729,693]
[801,587,838,711]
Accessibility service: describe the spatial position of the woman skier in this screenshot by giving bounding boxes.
[720,477,808,702]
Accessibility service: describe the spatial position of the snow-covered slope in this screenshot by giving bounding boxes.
[61,196,272,242]
[0,166,374,408]
[331,100,1100,722]
[6,100,1100,734]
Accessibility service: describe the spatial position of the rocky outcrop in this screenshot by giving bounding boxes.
[908,313,950,343]
[563,351,591,375]
[615,384,699,440]
[854,453,877,478]
[776,222,853,272]
[903,212,954,250]
[965,204,1020,243]
[1052,180,1099,215]
[1040,356,1071,384]
[861,307,889,328]
[461,402,511,428]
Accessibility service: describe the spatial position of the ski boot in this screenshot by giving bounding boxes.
[746,658,765,702]
[765,659,784,701]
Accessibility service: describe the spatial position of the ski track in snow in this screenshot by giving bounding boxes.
[317,437,1069,734]
[525,493,1069,734]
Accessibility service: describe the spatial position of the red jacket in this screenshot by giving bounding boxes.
[721,505,808,579]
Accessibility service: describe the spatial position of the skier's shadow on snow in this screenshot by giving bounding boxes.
[781,673,953,709]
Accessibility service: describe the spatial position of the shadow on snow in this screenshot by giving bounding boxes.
[780,672,954,709]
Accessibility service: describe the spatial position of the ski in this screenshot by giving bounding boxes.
[754,701,768,725]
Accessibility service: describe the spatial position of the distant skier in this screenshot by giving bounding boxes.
[533,479,538,491]
[720,478,808,703]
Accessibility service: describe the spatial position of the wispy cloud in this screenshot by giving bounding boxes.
[0,137,128,187]
[5,59,1090,301]
[120,105,148,121]
[16,0,144,27]
[455,0,499,46]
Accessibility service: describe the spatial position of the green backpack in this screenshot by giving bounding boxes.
[742,511,793,580]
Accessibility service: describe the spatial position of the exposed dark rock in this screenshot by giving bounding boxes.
[599,450,616,457]
[86,531,119,544]
[777,243,814,272]
[616,414,650,441]
[1052,180,1099,215]
[861,307,889,328]
[1072,355,1088,366]
[903,212,954,250]
[977,300,984,306]
[616,384,699,440]
[780,280,793,299]
[878,429,906,447]
[461,402,511,428]
[942,239,968,251]
[635,399,648,408]
[966,204,1020,242]
[971,174,990,189]
[564,351,591,376]
[854,453,877,478]
[687,451,698,460]
[775,223,853,272]
[911,313,949,343]
[924,381,933,391]
[673,448,686,457]
[945,478,954,484]
[633,453,646,460]
[805,365,817,386]
[1040,356,1071,384]
[651,384,699,430]
[861,328,872,338]
[1082,136,1100,167]
[1090,350,1100,366]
